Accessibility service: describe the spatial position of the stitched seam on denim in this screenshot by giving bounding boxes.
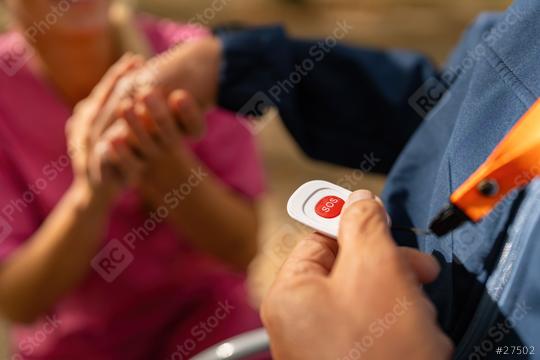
[484,45,536,106]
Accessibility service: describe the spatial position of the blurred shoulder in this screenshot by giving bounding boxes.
[0,31,31,81]
[136,14,210,53]
[0,30,19,51]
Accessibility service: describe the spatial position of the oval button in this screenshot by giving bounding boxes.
[315,196,345,219]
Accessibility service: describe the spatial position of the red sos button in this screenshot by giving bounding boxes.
[315,196,345,219]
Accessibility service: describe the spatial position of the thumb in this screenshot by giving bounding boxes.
[338,190,395,254]
[333,190,402,277]
[168,89,206,138]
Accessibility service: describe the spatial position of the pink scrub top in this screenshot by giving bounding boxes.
[0,16,265,360]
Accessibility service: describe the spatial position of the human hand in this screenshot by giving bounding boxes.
[91,35,221,143]
[117,87,205,154]
[66,54,145,200]
[87,37,218,149]
[97,87,205,201]
[139,36,222,109]
[261,190,454,360]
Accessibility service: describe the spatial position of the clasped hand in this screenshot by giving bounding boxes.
[66,53,206,203]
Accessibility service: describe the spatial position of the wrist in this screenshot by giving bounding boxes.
[144,150,201,194]
[169,149,202,181]
[152,37,222,108]
[68,180,115,214]
[198,36,222,107]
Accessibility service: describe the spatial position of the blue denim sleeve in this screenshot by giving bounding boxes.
[217,26,440,173]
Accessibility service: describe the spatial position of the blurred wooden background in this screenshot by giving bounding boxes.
[0,0,511,358]
[135,0,511,63]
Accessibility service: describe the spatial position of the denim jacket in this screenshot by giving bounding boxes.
[218,0,540,357]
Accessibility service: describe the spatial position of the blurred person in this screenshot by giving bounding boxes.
[0,0,265,359]
[133,0,540,358]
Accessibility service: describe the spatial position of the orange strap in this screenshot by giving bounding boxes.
[451,98,540,222]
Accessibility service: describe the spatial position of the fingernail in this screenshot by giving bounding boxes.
[169,90,183,110]
[138,86,153,100]
[170,89,183,99]
[375,195,392,225]
[345,190,373,208]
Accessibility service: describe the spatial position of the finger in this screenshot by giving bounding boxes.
[338,190,394,252]
[93,140,116,184]
[169,89,206,138]
[399,247,441,284]
[86,55,144,144]
[110,140,145,185]
[342,190,391,225]
[274,233,338,282]
[120,99,160,158]
[333,191,420,289]
[341,189,375,212]
[91,53,143,108]
[374,195,392,226]
[140,88,182,148]
[95,121,131,181]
